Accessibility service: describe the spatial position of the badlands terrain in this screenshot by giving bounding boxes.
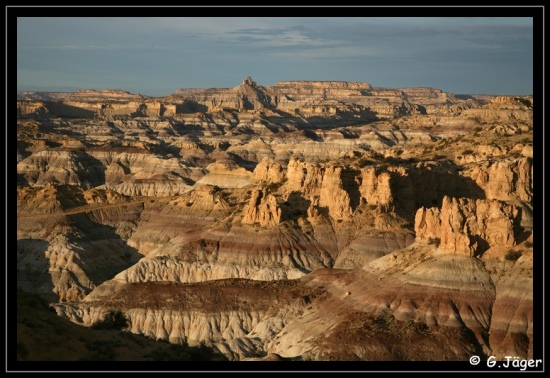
[16,77,535,362]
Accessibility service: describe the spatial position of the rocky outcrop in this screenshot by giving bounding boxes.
[253,158,285,184]
[359,167,393,207]
[175,77,274,112]
[196,162,255,188]
[319,166,354,220]
[17,101,49,118]
[242,189,282,226]
[414,196,519,256]
[283,158,324,196]
[465,157,533,203]
[17,149,106,188]
[17,147,197,196]
[17,209,143,302]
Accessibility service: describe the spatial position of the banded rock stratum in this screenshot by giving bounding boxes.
[16,77,534,361]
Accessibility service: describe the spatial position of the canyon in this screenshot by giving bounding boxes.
[16,77,535,363]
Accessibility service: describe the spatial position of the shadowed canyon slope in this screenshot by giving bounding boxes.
[16,78,534,362]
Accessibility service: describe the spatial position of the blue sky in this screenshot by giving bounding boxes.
[16,16,534,97]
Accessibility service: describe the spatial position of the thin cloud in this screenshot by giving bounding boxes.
[228,26,307,36]
[228,32,331,47]
[270,46,377,60]
[21,44,118,50]
[139,18,337,48]
[19,43,175,51]
[225,25,331,47]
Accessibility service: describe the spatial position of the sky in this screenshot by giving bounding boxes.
[16,16,535,97]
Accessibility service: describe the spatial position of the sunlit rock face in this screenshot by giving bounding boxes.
[17,78,534,361]
[414,196,520,256]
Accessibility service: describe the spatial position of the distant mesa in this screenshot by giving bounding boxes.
[16,76,533,124]
[18,88,146,102]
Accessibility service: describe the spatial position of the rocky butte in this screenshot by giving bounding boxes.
[16,77,534,362]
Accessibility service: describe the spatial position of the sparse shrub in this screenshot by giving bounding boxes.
[91,310,129,331]
[427,237,441,247]
[358,159,370,168]
[505,249,522,262]
[416,323,431,336]
[266,181,282,192]
[292,209,302,216]
[378,163,389,171]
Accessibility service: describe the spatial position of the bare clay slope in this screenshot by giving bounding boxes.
[17,78,533,361]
